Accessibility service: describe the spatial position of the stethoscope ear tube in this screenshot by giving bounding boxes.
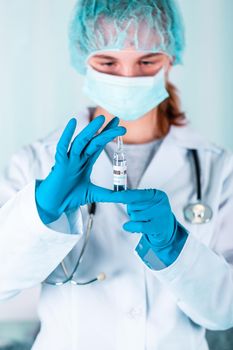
[183,149,213,224]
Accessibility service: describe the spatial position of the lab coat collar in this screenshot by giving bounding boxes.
[168,121,219,152]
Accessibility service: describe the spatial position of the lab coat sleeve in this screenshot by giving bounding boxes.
[0,146,83,300]
[143,153,233,331]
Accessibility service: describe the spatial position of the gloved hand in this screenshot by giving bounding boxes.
[111,189,188,267]
[36,115,126,224]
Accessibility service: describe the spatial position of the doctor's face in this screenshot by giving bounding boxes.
[88,51,172,78]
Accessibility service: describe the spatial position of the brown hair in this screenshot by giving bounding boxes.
[157,81,187,137]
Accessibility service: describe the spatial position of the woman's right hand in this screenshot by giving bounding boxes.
[35,115,126,224]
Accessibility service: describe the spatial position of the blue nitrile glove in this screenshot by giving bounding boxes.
[109,189,188,267]
[35,115,126,224]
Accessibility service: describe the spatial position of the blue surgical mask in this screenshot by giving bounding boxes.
[82,65,169,121]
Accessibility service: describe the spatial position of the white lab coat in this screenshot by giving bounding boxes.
[0,108,233,350]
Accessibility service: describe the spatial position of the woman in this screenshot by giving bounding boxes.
[1,1,233,349]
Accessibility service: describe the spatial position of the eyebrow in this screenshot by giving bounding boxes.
[140,53,161,59]
[94,53,160,60]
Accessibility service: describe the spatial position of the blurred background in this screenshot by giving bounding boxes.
[0,0,233,348]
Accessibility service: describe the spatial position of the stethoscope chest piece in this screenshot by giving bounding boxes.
[184,202,213,224]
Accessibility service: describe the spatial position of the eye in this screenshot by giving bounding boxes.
[100,62,115,66]
[141,61,155,65]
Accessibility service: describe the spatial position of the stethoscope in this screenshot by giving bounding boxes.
[44,149,213,287]
[183,149,213,224]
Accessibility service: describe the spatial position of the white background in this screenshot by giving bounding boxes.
[0,0,233,320]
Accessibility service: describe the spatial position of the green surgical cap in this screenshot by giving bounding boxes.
[69,0,185,75]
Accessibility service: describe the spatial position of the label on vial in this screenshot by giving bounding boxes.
[113,165,127,186]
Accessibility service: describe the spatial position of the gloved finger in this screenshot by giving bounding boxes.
[127,190,166,212]
[123,220,160,236]
[123,221,146,233]
[83,142,108,178]
[83,126,126,177]
[70,116,120,159]
[83,126,126,160]
[56,118,77,160]
[101,116,120,132]
[130,205,170,222]
[69,115,105,157]
[111,189,155,204]
[89,116,121,157]
[128,204,157,221]
[88,185,155,204]
[146,228,174,247]
[127,201,154,216]
[127,190,170,216]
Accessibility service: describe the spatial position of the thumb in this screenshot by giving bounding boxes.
[88,184,155,204]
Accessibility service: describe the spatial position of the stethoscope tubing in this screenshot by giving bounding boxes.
[45,204,98,286]
[190,149,201,201]
[184,149,213,224]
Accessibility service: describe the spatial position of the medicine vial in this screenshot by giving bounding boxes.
[113,136,127,191]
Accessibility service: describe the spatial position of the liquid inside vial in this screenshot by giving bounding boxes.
[113,137,127,191]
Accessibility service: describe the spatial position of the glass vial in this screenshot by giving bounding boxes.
[113,136,127,191]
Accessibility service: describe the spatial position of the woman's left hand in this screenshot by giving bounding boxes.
[111,189,188,267]
[124,189,177,248]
